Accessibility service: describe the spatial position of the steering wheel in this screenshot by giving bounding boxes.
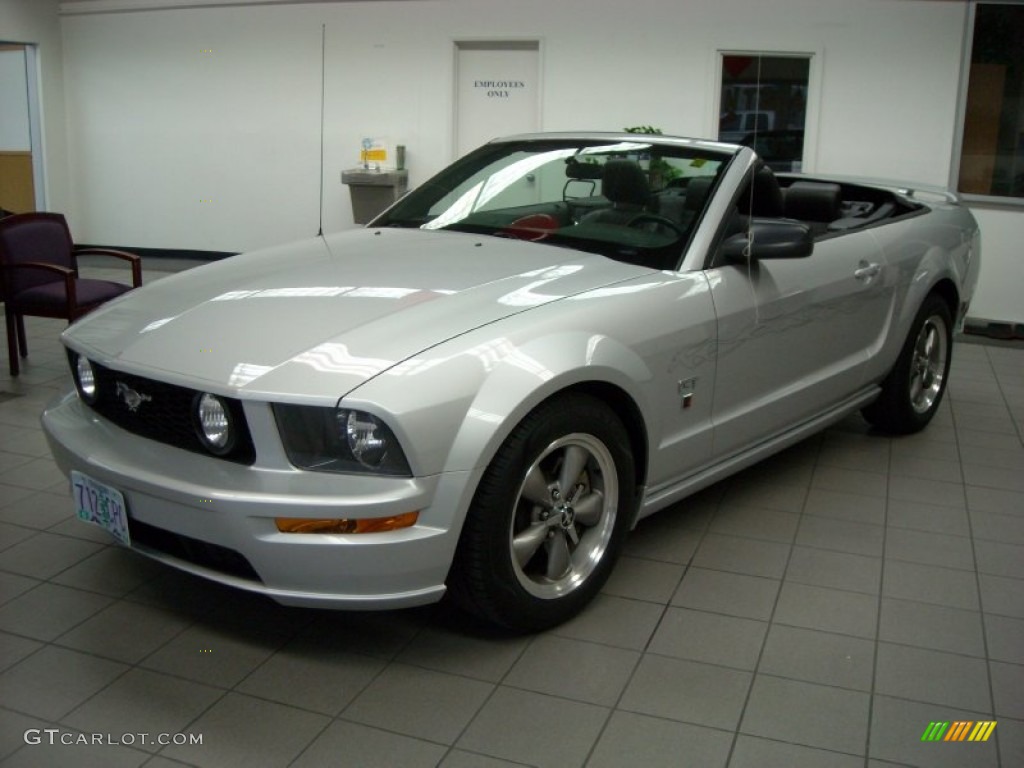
[626,213,684,236]
[496,213,559,242]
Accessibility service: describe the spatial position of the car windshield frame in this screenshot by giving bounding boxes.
[374,138,735,270]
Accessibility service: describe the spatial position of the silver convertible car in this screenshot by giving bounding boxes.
[43,133,980,630]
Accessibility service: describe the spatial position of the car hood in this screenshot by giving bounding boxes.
[65,228,652,401]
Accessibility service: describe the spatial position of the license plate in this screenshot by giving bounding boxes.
[71,471,130,546]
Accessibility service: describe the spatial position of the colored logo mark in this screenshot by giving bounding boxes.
[921,721,996,742]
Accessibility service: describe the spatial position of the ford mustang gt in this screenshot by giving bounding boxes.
[42,133,980,630]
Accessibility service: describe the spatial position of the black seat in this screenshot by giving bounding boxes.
[582,160,651,225]
[784,181,842,232]
[736,165,785,218]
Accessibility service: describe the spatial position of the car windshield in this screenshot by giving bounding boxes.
[376,138,733,269]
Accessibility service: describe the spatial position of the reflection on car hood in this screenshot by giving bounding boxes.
[64,228,652,401]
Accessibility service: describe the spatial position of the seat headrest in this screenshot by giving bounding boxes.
[737,166,784,217]
[785,181,842,222]
[683,176,715,212]
[601,160,650,208]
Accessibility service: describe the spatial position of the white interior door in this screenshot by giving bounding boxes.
[454,41,540,160]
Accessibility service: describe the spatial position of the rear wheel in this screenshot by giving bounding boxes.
[448,394,635,632]
[862,293,952,434]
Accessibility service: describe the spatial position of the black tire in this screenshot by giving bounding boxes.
[448,394,636,632]
[862,293,953,434]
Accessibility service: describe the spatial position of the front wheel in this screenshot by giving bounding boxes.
[448,394,636,631]
[862,293,953,434]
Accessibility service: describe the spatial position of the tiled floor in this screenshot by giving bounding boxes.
[0,257,1022,767]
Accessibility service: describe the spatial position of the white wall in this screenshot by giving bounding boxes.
[54,0,1024,323]
[0,0,68,211]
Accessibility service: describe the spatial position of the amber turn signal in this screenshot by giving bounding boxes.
[275,511,419,534]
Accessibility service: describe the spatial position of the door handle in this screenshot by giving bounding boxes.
[854,261,881,281]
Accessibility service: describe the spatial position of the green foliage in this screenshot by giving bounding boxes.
[624,125,663,135]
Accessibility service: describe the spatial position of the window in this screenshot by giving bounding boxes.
[718,53,810,172]
[956,2,1024,200]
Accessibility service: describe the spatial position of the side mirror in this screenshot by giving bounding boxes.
[720,219,813,262]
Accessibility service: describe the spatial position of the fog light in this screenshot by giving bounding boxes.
[275,511,419,534]
[194,392,234,454]
[74,355,98,404]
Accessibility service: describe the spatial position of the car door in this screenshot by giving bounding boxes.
[707,227,890,459]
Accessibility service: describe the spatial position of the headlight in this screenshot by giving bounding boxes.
[70,351,99,405]
[274,403,411,476]
[193,392,236,455]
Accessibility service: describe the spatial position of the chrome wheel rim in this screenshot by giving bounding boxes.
[908,313,948,414]
[509,433,618,599]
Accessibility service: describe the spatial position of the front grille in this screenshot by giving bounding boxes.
[130,518,262,582]
[78,356,256,465]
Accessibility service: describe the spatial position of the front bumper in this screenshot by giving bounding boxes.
[42,390,469,609]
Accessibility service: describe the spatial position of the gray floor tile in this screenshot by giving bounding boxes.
[670,567,780,621]
[159,692,330,768]
[998,716,1024,768]
[600,555,684,603]
[0,490,78,530]
[50,546,165,598]
[139,618,292,689]
[812,465,888,498]
[802,487,887,525]
[503,635,639,706]
[587,710,732,768]
[786,546,882,594]
[886,499,970,536]
[691,533,790,579]
[888,475,966,510]
[978,573,1024,618]
[774,582,878,639]
[344,663,493,744]
[552,593,664,651]
[0,521,34,552]
[741,675,869,755]
[0,582,113,641]
[758,624,874,691]
[795,515,884,557]
[879,598,985,657]
[623,516,703,564]
[0,645,127,720]
[709,504,800,543]
[974,539,1024,579]
[721,478,808,514]
[648,607,766,670]
[63,668,221,752]
[397,622,530,681]
[0,531,104,580]
[236,641,385,715]
[618,654,750,730]
[0,630,42,672]
[730,734,865,768]
[457,686,608,768]
[965,485,1024,516]
[984,613,1024,664]
[885,528,976,571]
[0,570,38,606]
[874,642,991,710]
[55,599,191,664]
[990,661,1024,720]
[291,720,447,768]
[971,509,1024,545]
[882,560,980,610]
[439,750,532,768]
[868,694,998,768]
